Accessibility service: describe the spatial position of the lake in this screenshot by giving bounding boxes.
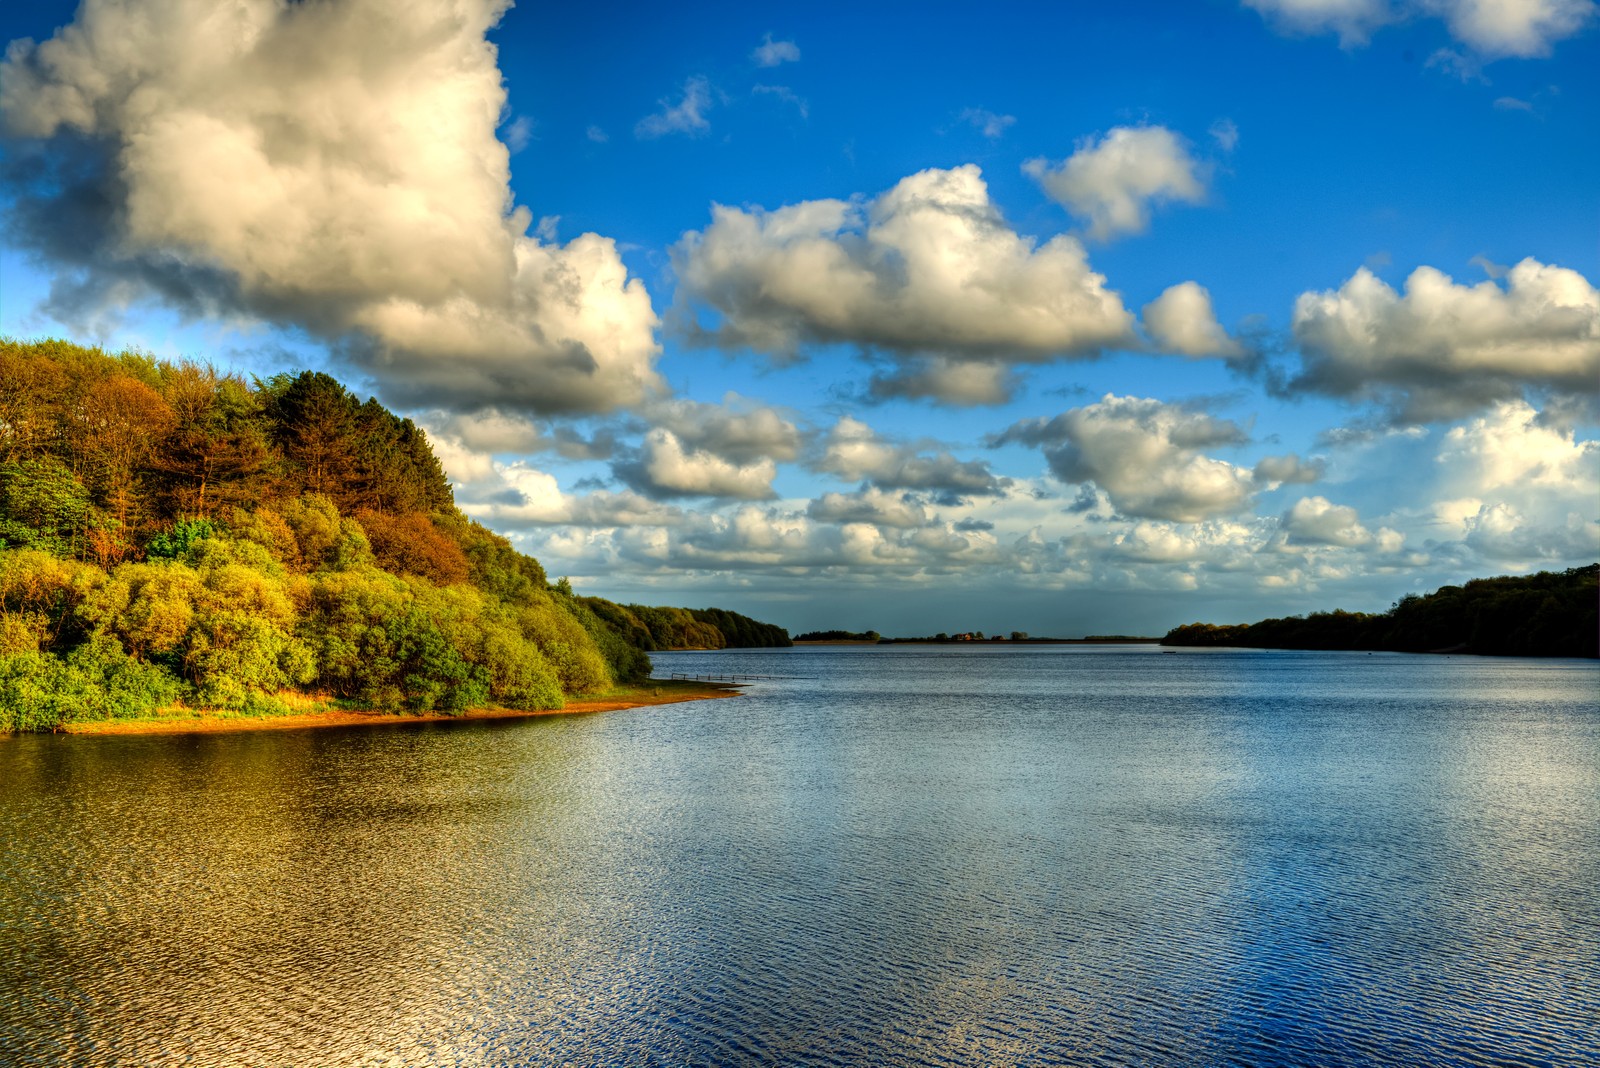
[1,644,1596,1066]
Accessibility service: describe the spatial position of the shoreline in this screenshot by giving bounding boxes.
[55,680,741,737]
[794,638,1161,646]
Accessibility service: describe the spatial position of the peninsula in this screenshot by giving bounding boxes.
[0,339,788,733]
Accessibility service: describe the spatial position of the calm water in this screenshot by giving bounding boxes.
[1,645,1597,1066]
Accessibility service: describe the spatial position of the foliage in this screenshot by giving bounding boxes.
[0,338,791,731]
[0,638,180,732]
[145,518,217,560]
[1161,565,1599,658]
[794,629,881,642]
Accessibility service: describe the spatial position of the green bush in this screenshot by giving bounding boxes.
[0,638,180,732]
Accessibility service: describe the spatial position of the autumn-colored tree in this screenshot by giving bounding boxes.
[0,341,67,463]
[154,365,275,517]
[354,509,470,586]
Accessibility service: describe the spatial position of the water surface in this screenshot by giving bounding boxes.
[2,645,1596,1065]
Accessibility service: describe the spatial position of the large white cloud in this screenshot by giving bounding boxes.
[995,395,1258,522]
[671,164,1137,397]
[1243,0,1596,56]
[1024,126,1208,241]
[0,0,661,414]
[1289,259,1600,421]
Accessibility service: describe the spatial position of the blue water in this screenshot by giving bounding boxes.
[1,644,1596,1065]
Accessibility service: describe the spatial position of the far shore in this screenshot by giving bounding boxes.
[794,637,1160,646]
[55,680,740,738]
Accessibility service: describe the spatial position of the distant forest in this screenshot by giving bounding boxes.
[793,629,882,642]
[0,339,786,732]
[1162,565,1598,658]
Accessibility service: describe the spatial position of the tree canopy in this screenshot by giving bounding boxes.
[1162,565,1598,658]
[0,338,788,731]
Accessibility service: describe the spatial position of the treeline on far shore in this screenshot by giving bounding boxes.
[0,338,788,732]
[1162,565,1598,658]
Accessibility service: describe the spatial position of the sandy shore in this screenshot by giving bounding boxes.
[60,680,741,737]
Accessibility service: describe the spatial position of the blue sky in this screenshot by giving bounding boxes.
[2,0,1596,636]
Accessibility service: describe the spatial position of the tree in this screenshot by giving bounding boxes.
[263,372,360,499]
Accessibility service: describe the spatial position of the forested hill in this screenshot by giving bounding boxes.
[1162,565,1598,658]
[0,338,787,732]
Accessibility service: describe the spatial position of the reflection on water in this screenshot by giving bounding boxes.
[1,646,1596,1065]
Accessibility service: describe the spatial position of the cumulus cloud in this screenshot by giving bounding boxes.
[752,33,801,67]
[614,429,778,500]
[864,359,1020,407]
[1023,126,1207,241]
[642,397,803,464]
[672,164,1136,397]
[1252,452,1326,487]
[1142,282,1242,357]
[817,416,1009,495]
[0,0,662,415]
[995,395,1257,522]
[1242,0,1397,44]
[423,409,623,466]
[1462,502,1600,561]
[1436,400,1599,493]
[1288,259,1600,421]
[1282,495,1374,547]
[808,487,935,529]
[472,469,689,530]
[1243,0,1596,57]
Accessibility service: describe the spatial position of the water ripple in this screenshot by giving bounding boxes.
[1,646,1597,1065]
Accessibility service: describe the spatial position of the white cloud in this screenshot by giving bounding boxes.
[996,395,1257,522]
[957,107,1017,139]
[1433,0,1596,57]
[808,487,935,529]
[1289,258,1600,421]
[751,33,801,67]
[865,359,1019,407]
[1243,0,1596,57]
[1209,118,1241,152]
[618,429,778,500]
[817,416,1009,495]
[635,75,713,138]
[642,397,803,464]
[1283,495,1374,547]
[0,0,662,415]
[1142,282,1242,357]
[1436,400,1599,493]
[673,164,1136,398]
[1242,0,1397,45]
[1252,453,1326,487]
[753,84,808,119]
[1462,502,1600,561]
[1024,126,1208,241]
